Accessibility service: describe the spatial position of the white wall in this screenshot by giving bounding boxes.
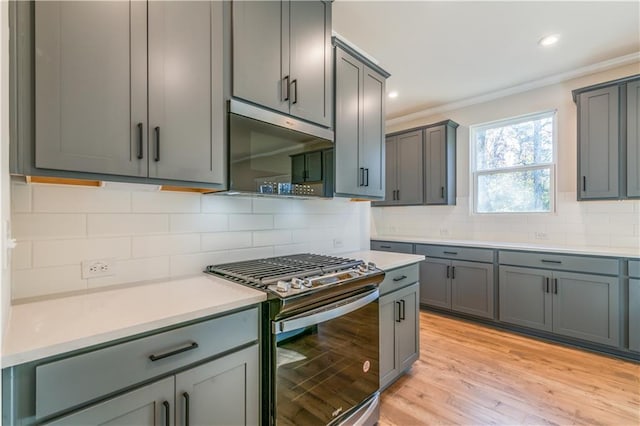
[373,63,640,249]
[10,182,370,301]
[1,0,11,338]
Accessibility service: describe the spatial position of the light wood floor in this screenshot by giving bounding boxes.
[379,311,640,426]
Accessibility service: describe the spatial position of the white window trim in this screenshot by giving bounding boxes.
[470,109,558,215]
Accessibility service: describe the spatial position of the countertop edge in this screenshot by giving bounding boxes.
[371,236,640,259]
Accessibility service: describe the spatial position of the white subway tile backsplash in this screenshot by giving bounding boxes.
[253,230,292,247]
[201,196,252,213]
[88,257,171,289]
[229,214,273,231]
[132,191,200,213]
[170,214,228,233]
[32,237,131,267]
[225,247,274,262]
[13,266,86,300]
[12,213,87,240]
[88,214,169,236]
[11,241,32,270]
[132,234,200,258]
[11,180,31,212]
[609,235,640,249]
[252,198,293,214]
[586,201,636,214]
[201,232,252,251]
[33,185,131,213]
[274,243,310,256]
[274,214,310,229]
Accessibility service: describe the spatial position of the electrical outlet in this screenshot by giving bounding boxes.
[440,228,450,237]
[333,238,344,248]
[82,258,116,279]
[534,231,549,240]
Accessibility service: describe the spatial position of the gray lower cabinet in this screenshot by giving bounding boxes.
[370,240,414,254]
[499,266,620,347]
[629,260,640,352]
[573,75,640,200]
[21,1,225,186]
[419,258,494,319]
[231,0,332,128]
[424,121,458,205]
[379,281,419,390]
[373,130,424,206]
[47,345,259,426]
[334,39,389,199]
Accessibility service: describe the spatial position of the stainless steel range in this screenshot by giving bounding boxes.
[205,254,384,426]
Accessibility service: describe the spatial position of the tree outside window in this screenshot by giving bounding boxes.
[471,111,556,213]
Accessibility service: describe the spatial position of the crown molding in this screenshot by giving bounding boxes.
[386,52,640,128]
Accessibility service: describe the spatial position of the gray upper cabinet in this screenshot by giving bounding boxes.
[573,75,640,200]
[22,1,226,187]
[232,0,332,128]
[627,79,640,198]
[34,1,148,177]
[424,121,458,205]
[147,1,225,184]
[374,130,424,206]
[577,86,619,199]
[334,39,389,199]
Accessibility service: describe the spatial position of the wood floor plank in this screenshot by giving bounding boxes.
[379,311,640,426]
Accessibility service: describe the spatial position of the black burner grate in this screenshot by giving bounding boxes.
[205,253,363,288]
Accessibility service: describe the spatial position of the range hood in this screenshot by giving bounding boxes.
[225,99,335,198]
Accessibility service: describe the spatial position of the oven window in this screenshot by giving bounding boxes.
[275,300,379,425]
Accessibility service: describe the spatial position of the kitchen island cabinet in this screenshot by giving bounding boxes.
[11,1,226,189]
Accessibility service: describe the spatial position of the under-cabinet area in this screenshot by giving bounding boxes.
[371,239,638,360]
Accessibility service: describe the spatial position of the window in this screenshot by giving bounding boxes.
[471,111,556,213]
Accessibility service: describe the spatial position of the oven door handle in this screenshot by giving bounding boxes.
[273,289,379,334]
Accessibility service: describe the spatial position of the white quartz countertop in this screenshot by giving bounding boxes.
[371,236,640,258]
[1,275,266,368]
[342,250,425,270]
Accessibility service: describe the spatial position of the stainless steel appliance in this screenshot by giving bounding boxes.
[205,254,384,425]
[226,99,334,198]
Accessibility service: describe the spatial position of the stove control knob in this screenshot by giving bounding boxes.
[367,262,377,270]
[302,278,313,288]
[291,278,304,289]
[276,280,290,293]
[358,264,368,273]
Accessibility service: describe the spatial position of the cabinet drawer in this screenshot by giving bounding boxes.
[629,260,640,278]
[371,240,414,254]
[36,307,259,419]
[415,244,493,263]
[379,264,419,296]
[498,251,619,276]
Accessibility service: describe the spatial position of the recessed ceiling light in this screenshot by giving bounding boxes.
[538,34,560,47]
[388,91,398,99]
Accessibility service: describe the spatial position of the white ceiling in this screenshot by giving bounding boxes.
[332,1,640,120]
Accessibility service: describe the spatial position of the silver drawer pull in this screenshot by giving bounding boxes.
[393,275,407,282]
[541,259,562,264]
[149,342,199,362]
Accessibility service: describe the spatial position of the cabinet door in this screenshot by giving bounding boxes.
[362,66,386,198]
[499,266,552,332]
[175,345,259,426]
[34,1,147,177]
[306,151,323,182]
[396,283,420,373]
[396,130,424,204]
[451,261,495,319]
[288,0,332,127]
[378,292,398,390]
[148,1,224,184]
[627,80,640,198]
[46,377,174,426]
[552,271,620,347]
[334,48,363,196]
[383,137,398,205]
[231,1,287,114]
[419,258,450,309]
[630,278,640,352]
[291,154,305,184]
[424,125,447,205]
[578,86,620,199]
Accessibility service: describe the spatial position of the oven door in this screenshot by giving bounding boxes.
[272,289,379,426]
